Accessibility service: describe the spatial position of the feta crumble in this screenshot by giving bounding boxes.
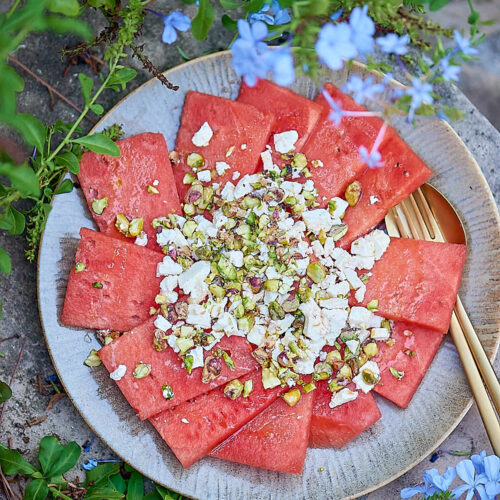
[273,130,299,153]
[192,121,213,147]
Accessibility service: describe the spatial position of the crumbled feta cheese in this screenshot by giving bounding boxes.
[329,388,358,409]
[224,250,244,268]
[110,364,127,381]
[320,297,349,310]
[247,324,266,346]
[186,304,211,329]
[197,170,211,182]
[178,261,211,302]
[371,327,390,341]
[134,232,148,246]
[233,174,259,199]
[212,312,239,335]
[261,150,279,173]
[181,418,189,424]
[300,300,326,343]
[192,121,213,147]
[354,284,367,303]
[366,229,391,260]
[212,211,228,229]
[154,315,172,332]
[273,130,298,153]
[232,171,241,181]
[319,351,327,361]
[302,209,335,235]
[369,195,380,205]
[194,215,218,238]
[152,179,159,186]
[322,308,348,340]
[156,256,183,277]
[226,146,235,157]
[220,181,235,201]
[294,257,310,275]
[157,228,188,248]
[345,339,360,354]
[241,143,247,150]
[160,275,178,293]
[349,306,372,330]
[189,346,204,370]
[353,360,380,393]
[216,161,231,176]
[329,197,349,219]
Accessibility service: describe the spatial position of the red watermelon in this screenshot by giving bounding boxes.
[78,133,181,250]
[237,79,323,152]
[373,321,444,408]
[210,389,314,474]
[98,317,258,420]
[360,237,466,333]
[150,370,284,468]
[309,381,381,448]
[173,91,274,201]
[61,228,163,332]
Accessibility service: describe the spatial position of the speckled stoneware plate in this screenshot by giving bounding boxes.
[38,52,500,500]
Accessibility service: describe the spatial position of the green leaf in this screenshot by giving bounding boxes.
[0,207,14,231]
[126,471,143,499]
[38,436,64,476]
[0,447,37,475]
[84,487,125,500]
[84,462,121,487]
[108,473,127,493]
[428,0,450,10]
[221,14,237,31]
[219,0,242,8]
[45,441,80,477]
[14,114,46,151]
[468,11,480,25]
[156,486,179,500]
[0,381,12,403]
[191,0,215,41]
[144,493,163,500]
[176,46,191,61]
[72,133,121,157]
[56,151,80,174]
[106,68,137,91]
[47,0,81,16]
[90,104,104,115]
[55,179,74,195]
[78,73,94,106]
[24,478,48,500]
[0,162,40,197]
[0,247,12,274]
[8,206,25,236]
[245,0,265,13]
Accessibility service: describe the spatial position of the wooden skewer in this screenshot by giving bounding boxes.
[385,195,500,455]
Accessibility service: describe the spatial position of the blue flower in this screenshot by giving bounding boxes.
[330,9,343,21]
[248,1,290,26]
[248,5,275,26]
[231,20,294,87]
[343,75,385,104]
[406,77,433,120]
[161,11,191,44]
[271,0,291,25]
[440,57,461,82]
[472,451,487,474]
[316,22,357,70]
[454,30,478,56]
[349,5,375,55]
[452,459,487,500]
[321,88,345,126]
[376,33,410,55]
[359,146,383,168]
[481,455,500,499]
[426,467,456,492]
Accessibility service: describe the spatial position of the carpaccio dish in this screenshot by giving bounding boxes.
[62,79,467,475]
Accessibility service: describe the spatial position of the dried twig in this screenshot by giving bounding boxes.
[8,56,97,124]
[0,334,19,344]
[46,393,65,410]
[0,467,21,500]
[25,415,47,427]
[0,338,25,424]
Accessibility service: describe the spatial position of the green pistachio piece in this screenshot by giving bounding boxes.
[242,196,260,209]
[222,351,235,371]
[238,315,254,332]
[269,301,285,320]
[307,262,326,284]
[92,281,103,289]
[242,297,256,311]
[361,368,378,385]
[133,362,151,379]
[184,355,194,374]
[326,350,342,364]
[183,172,196,184]
[217,255,237,281]
[128,217,144,237]
[330,224,348,241]
[198,186,214,210]
[328,379,344,392]
[183,203,196,216]
[291,153,307,169]
[242,379,253,398]
[263,279,280,292]
[74,262,85,273]
[282,296,299,312]
[337,364,353,379]
[84,349,101,367]
[381,319,392,332]
[363,342,379,358]
[224,379,243,400]
[176,337,194,354]
[182,220,197,238]
[209,284,226,298]
[186,152,205,170]
[262,367,281,389]
[161,384,174,400]
[91,197,108,215]
[282,388,302,407]
[389,367,405,380]
[367,299,379,312]
[303,381,317,393]
[284,196,297,206]
[115,213,130,234]
[345,180,362,207]
[313,361,333,381]
[147,185,160,194]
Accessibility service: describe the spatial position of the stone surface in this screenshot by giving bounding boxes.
[0,1,499,499]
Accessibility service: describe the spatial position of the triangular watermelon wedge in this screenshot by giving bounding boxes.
[309,381,381,448]
[210,388,314,474]
[78,133,181,250]
[149,370,284,468]
[98,318,257,420]
[359,237,466,333]
[173,91,274,201]
[237,79,323,152]
[373,321,444,408]
[61,228,163,332]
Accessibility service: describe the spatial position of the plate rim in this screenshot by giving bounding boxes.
[37,51,500,500]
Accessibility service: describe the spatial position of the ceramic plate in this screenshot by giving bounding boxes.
[38,52,500,500]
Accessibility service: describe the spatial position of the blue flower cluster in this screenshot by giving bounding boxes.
[248,0,290,26]
[401,451,500,500]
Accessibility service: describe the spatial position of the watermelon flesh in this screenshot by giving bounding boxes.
[150,370,284,468]
[98,318,258,420]
[78,133,181,250]
[237,79,323,152]
[210,389,315,474]
[309,381,381,448]
[173,91,274,201]
[373,321,444,408]
[359,237,466,333]
[61,228,163,332]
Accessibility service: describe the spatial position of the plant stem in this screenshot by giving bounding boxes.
[6,0,21,20]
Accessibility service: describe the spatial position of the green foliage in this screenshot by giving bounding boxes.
[424,491,454,500]
[0,381,12,403]
[192,0,215,40]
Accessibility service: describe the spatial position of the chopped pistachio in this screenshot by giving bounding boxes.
[360,273,370,284]
[362,368,378,385]
[363,342,379,358]
[209,284,226,298]
[186,152,205,170]
[330,224,348,241]
[182,220,197,238]
[262,367,281,389]
[381,319,392,332]
[222,351,235,371]
[115,213,129,233]
[367,299,379,312]
[84,349,101,367]
[224,379,243,400]
[202,356,222,383]
[282,388,302,407]
[133,362,151,379]
[313,361,333,381]
[328,379,344,392]
[217,255,237,281]
[182,172,196,184]
[161,384,174,400]
[176,337,194,354]
[242,379,254,398]
[303,381,317,393]
[74,262,85,273]
[326,350,342,364]
[238,315,254,332]
[291,153,307,169]
[263,279,280,292]
[92,281,103,289]
[269,301,285,320]
[389,367,405,380]
[345,180,362,207]
[307,262,326,283]
[337,364,353,379]
[184,355,194,374]
[183,203,196,216]
[91,197,108,215]
[128,217,144,237]
[147,184,160,194]
[282,296,300,312]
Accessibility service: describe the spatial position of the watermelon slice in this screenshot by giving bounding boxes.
[78,133,181,250]
[309,381,381,448]
[173,91,274,201]
[210,389,314,474]
[150,370,284,468]
[61,228,163,332]
[360,237,466,333]
[237,79,323,152]
[373,321,444,408]
[98,318,257,420]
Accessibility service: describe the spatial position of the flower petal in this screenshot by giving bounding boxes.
[456,459,477,485]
